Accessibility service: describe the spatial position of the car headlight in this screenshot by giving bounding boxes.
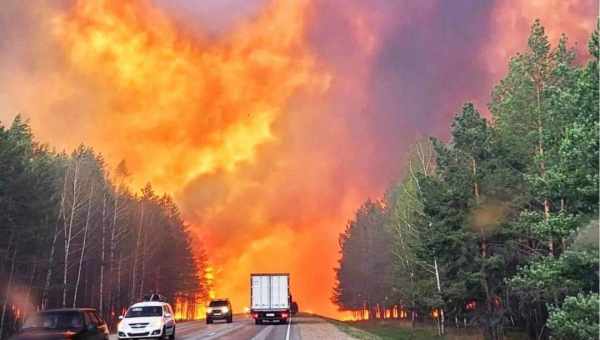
[207,307,213,313]
[153,320,163,328]
[221,307,229,313]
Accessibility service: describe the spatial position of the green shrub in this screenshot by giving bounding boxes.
[547,293,599,340]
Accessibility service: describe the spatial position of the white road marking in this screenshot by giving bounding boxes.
[250,325,273,340]
[285,316,292,340]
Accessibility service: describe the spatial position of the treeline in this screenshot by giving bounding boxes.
[0,118,208,338]
[333,20,599,340]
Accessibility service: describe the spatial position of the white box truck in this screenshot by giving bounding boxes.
[250,273,290,324]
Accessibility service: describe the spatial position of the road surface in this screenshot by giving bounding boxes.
[111,314,355,340]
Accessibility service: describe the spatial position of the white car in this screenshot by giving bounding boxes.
[117,301,176,339]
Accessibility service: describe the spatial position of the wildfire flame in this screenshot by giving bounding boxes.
[46,0,343,317]
[53,0,326,191]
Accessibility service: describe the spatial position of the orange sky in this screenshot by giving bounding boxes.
[0,0,596,318]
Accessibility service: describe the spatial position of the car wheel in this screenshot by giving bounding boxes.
[206,318,212,324]
[169,326,175,340]
[227,316,233,323]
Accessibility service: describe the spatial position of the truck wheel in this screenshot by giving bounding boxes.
[255,319,262,325]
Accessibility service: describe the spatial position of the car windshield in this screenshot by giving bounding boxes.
[125,306,163,318]
[22,311,84,331]
[209,300,228,307]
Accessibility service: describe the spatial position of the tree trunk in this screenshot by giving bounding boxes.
[535,80,553,257]
[434,257,445,336]
[42,223,59,309]
[43,170,69,309]
[139,228,148,300]
[73,181,94,307]
[25,258,38,309]
[99,191,107,315]
[472,158,488,257]
[131,202,144,303]
[108,191,120,316]
[63,161,80,307]
[472,158,480,202]
[117,256,122,315]
[0,239,17,338]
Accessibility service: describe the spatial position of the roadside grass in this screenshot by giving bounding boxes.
[329,318,529,340]
[335,320,438,340]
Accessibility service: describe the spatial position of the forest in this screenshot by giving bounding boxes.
[333,20,599,340]
[0,118,208,338]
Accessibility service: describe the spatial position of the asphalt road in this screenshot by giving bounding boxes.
[111,315,302,340]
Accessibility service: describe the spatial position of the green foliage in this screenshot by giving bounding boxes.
[334,18,598,340]
[0,116,208,338]
[547,293,599,340]
[510,248,599,305]
[333,200,393,314]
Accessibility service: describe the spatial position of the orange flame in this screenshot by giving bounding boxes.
[46,0,343,318]
[53,0,327,191]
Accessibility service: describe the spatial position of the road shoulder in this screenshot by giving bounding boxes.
[294,315,364,340]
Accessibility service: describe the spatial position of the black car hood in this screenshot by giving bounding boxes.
[10,329,77,340]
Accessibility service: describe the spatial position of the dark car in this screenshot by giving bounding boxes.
[11,308,109,340]
[206,299,232,324]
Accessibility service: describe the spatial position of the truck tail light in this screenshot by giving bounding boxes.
[281,312,289,319]
[252,313,258,319]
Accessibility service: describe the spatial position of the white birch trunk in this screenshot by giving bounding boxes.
[63,160,80,307]
[73,181,94,307]
[139,229,147,299]
[131,202,144,303]
[43,170,69,309]
[99,191,107,315]
[434,257,445,336]
[108,191,120,315]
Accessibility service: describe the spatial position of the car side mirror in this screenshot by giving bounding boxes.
[165,313,172,318]
[118,315,123,320]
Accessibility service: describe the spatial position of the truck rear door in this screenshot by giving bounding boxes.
[252,275,270,309]
[270,275,289,309]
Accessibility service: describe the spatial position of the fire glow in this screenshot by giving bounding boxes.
[0,0,595,319]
